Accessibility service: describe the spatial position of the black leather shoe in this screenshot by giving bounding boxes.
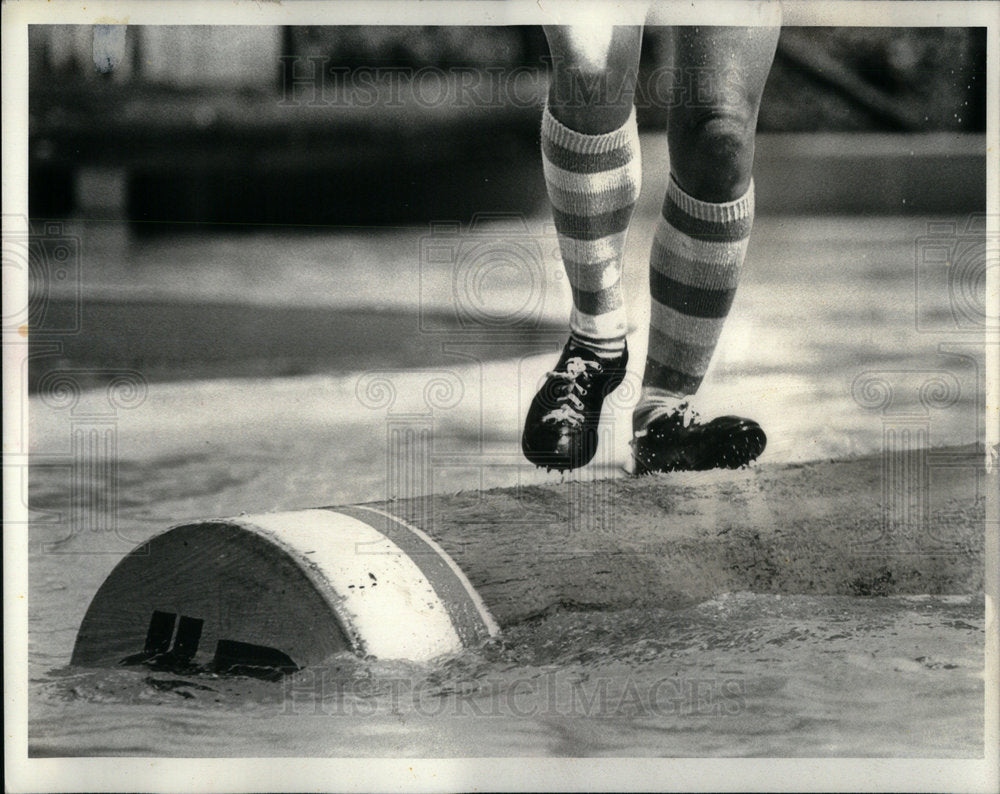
[521,340,628,472]
[632,403,766,474]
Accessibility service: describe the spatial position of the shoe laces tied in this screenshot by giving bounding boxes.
[632,399,699,439]
[676,400,699,428]
[541,356,600,427]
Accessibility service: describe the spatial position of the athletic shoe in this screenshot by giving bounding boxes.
[631,402,766,474]
[522,340,629,472]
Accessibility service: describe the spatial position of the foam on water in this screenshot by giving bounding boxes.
[25,216,988,757]
[30,594,984,757]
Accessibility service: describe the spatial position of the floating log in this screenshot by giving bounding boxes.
[72,506,498,671]
[72,446,987,670]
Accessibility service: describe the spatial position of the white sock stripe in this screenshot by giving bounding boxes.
[649,299,727,346]
[650,220,749,290]
[542,155,643,196]
[653,216,751,264]
[562,254,623,292]
[571,331,627,354]
[546,179,640,217]
[541,104,639,155]
[633,386,686,429]
[570,305,629,341]
[666,175,755,223]
[637,385,684,406]
[557,231,629,268]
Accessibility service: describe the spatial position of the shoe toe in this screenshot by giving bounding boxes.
[521,423,594,471]
[633,413,767,473]
[710,416,767,467]
[552,429,573,460]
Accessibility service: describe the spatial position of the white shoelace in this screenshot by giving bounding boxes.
[541,357,601,428]
[632,400,699,438]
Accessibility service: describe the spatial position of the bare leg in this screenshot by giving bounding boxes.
[668,25,780,201]
[633,23,779,472]
[544,25,643,134]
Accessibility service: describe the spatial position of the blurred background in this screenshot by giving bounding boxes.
[25,25,988,400]
[29,25,986,228]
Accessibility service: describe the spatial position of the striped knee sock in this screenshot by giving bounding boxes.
[634,176,754,431]
[541,104,641,357]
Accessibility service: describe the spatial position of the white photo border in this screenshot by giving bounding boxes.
[3,1,997,791]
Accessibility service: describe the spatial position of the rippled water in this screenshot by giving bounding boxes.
[26,215,987,757]
[31,564,984,757]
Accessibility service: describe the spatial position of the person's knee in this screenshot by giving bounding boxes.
[545,26,640,133]
[671,107,757,202]
[547,26,615,73]
[546,24,639,73]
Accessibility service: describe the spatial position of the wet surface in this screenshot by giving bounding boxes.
[30,594,984,757]
[24,209,989,757]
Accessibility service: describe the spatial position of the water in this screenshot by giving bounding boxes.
[25,212,988,756]
[30,593,983,756]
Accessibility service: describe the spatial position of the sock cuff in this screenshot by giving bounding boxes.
[632,386,686,432]
[542,103,638,155]
[569,331,627,357]
[636,385,685,404]
[666,175,754,224]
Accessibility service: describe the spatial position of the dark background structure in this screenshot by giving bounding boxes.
[29,26,987,229]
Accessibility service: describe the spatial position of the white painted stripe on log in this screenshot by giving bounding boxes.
[240,509,462,662]
[349,505,501,638]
